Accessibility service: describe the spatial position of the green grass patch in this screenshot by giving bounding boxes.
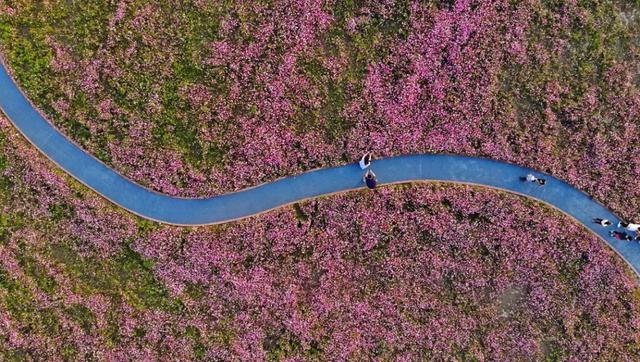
[0,133,6,174]
[264,329,303,361]
[294,0,411,139]
[49,242,181,311]
[0,267,61,338]
[47,202,76,222]
[17,254,57,295]
[65,303,96,334]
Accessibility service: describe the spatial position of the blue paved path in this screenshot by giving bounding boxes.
[1,63,639,277]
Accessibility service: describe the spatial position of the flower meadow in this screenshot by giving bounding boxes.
[0,0,638,220]
[0,0,640,360]
[1,114,640,360]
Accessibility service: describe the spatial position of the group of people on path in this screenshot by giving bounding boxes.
[518,173,640,242]
[594,218,640,242]
[359,152,377,189]
[360,155,638,242]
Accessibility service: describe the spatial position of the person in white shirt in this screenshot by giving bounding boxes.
[359,152,372,170]
[522,174,546,186]
[618,221,640,232]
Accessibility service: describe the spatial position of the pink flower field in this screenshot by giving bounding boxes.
[1,114,640,359]
[1,0,638,218]
[0,0,639,360]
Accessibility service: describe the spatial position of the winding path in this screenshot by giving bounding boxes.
[1,62,640,277]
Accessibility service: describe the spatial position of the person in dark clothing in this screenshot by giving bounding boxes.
[592,218,612,227]
[609,230,633,241]
[363,169,377,189]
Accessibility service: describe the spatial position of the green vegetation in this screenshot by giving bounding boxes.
[0,134,6,172]
[0,267,61,338]
[297,0,412,140]
[0,0,639,359]
[49,242,178,311]
[0,1,231,169]
[497,0,640,142]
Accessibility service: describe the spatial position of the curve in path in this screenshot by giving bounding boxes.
[1,62,640,277]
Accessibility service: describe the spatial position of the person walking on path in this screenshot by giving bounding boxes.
[618,221,640,232]
[359,152,372,170]
[592,218,612,227]
[363,169,377,190]
[610,230,633,241]
[522,174,546,186]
